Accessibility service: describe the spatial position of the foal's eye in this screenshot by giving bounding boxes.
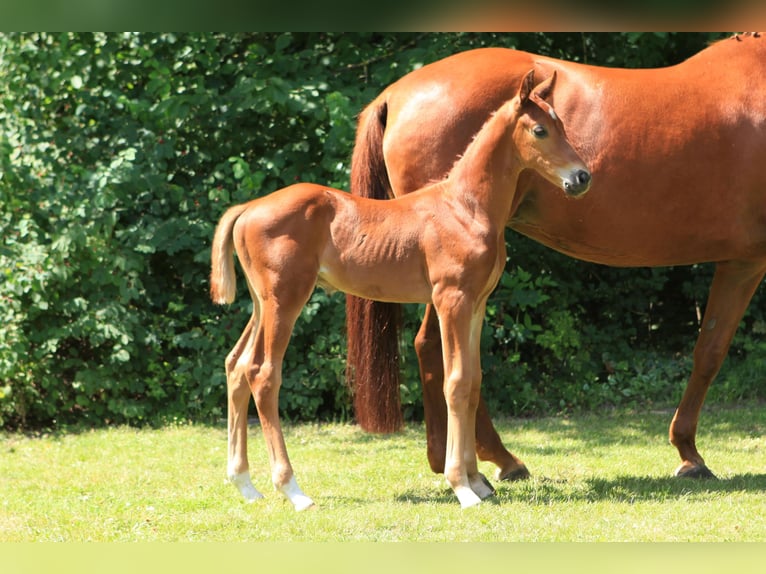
[532,125,548,138]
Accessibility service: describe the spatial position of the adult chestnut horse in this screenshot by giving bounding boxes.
[346,33,766,482]
[210,71,590,509]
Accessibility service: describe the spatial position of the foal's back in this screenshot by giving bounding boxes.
[234,182,453,304]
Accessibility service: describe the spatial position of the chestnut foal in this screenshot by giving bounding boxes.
[210,70,590,509]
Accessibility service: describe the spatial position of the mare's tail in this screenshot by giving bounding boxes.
[210,203,250,305]
[345,96,404,433]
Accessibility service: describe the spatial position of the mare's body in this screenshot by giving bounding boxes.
[346,33,766,480]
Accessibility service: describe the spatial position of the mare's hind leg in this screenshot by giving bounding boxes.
[415,304,529,481]
[670,260,766,478]
[225,312,264,502]
[248,288,316,511]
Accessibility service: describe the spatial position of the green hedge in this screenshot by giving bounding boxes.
[2,32,763,430]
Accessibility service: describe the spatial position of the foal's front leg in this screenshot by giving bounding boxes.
[415,304,529,482]
[434,290,493,508]
[464,308,496,500]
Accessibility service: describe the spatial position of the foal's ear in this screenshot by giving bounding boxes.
[518,69,536,104]
[532,70,557,101]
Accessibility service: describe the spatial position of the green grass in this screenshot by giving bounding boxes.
[2,403,765,542]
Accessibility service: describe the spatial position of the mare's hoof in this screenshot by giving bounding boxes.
[675,463,717,479]
[496,464,531,482]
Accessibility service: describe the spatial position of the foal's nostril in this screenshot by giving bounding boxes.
[577,170,591,185]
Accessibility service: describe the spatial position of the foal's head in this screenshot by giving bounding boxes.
[508,70,591,197]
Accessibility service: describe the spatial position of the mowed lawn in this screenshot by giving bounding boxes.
[2,403,765,542]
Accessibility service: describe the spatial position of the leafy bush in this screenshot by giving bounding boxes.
[2,32,763,430]
[0,32,363,428]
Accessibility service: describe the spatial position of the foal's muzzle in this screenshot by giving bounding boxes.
[563,169,591,196]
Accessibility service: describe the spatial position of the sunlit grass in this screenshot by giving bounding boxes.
[2,403,765,541]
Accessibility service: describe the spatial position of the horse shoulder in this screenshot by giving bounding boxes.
[418,190,503,293]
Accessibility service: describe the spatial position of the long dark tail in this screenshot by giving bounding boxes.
[345,96,404,433]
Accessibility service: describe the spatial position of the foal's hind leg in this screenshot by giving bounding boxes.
[247,291,315,511]
[225,312,264,502]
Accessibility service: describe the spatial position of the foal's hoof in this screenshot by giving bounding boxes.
[496,464,531,482]
[278,476,315,511]
[674,463,717,479]
[456,487,484,509]
[473,473,496,500]
[291,496,316,512]
[481,474,496,494]
[229,471,265,502]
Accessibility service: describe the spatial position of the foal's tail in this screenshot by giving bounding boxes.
[210,203,249,305]
[345,95,404,434]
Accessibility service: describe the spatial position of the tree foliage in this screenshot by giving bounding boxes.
[2,32,762,430]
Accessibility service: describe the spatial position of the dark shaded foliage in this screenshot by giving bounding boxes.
[2,32,762,430]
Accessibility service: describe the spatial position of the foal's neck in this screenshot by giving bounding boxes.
[446,104,521,228]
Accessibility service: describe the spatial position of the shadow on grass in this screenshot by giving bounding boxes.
[395,473,766,506]
[581,473,766,502]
